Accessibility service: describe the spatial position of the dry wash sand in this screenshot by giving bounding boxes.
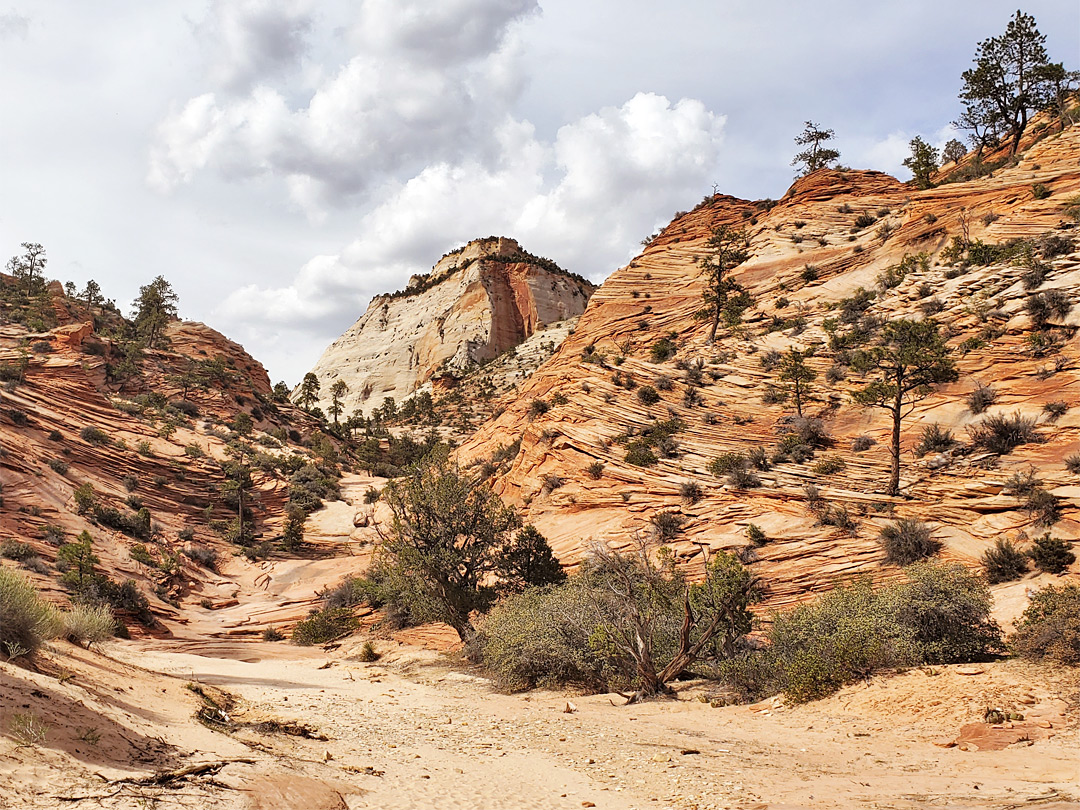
[1,633,1077,810]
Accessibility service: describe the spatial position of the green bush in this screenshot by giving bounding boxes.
[650,338,676,363]
[292,608,358,646]
[1009,585,1080,665]
[624,440,658,468]
[62,602,116,646]
[80,426,109,446]
[637,386,660,405]
[968,412,1041,455]
[708,452,746,476]
[0,568,61,657]
[879,519,940,565]
[981,539,1029,584]
[966,382,997,414]
[1028,533,1075,574]
[914,423,955,456]
[724,563,1002,703]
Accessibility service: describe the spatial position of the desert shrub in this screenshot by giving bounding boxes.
[262,626,285,641]
[0,541,36,561]
[47,459,69,475]
[650,338,676,363]
[650,510,687,539]
[288,463,341,513]
[62,603,115,646]
[981,539,1029,584]
[851,435,875,452]
[966,382,997,414]
[129,544,155,566]
[80,426,109,446]
[811,456,846,476]
[654,374,673,391]
[914,423,955,456]
[477,584,607,691]
[879,519,940,566]
[136,441,153,456]
[1021,262,1048,291]
[357,641,380,662]
[727,467,762,489]
[746,524,768,547]
[777,415,832,449]
[1009,585,1080,665]
[528,399,550,418]
[1066,453,1080,474]
[1028,534,1075,574]
[1031,183,1050,200]
[968,412,1041,455]
[292,608,358,646]
[184,443,204,458]
[1003,467,1041,499]
[169,399,200,418]
[724,563,1001,703]
[625,441,658,468]
[0,568,61,656]
[1025,488,1061,527]
[919,298,945,316]
[747,447,770,471]
[708,452,746,476]
[1026,290,1073,328]
[541,473,565,493]
[121,474,139,492]
[41,524,66,545]
[679,480,703,504]
[1042,401,1068,420]
[182,544,218,571]
[854,213,877,229]
[637,386,660,405]
[585,461,604,480]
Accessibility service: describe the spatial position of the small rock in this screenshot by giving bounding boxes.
[323,750,334,762]
[932,738,956,748]
[564,701,578,714]
[956,666,984,676]
[957,742,979,752]
[582,803,596,808]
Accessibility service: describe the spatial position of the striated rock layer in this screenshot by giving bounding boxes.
[457,125,1080,608]
[302,237,594,416]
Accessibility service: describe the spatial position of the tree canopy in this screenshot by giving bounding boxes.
[958,10,1072,155]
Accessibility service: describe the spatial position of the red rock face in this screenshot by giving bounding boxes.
[459,123,1080,607]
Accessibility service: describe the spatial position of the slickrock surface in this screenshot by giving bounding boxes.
[303,237,593,416]
[458,126,1080,607]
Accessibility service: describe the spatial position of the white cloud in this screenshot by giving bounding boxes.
[216,92,726,342]
[149,0,538,213]
[0,11,29,40]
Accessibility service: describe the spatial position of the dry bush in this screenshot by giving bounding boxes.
[0,568,61,658]
[879,519,940,565]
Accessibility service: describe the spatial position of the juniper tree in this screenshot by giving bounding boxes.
[941,138,967,165]
[852,319,958,496]
[6,243,47,296]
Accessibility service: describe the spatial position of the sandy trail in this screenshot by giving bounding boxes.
[92,637,1077,810]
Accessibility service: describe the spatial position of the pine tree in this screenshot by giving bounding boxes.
[778,348,817,417]
[133,276,179,349]
[297,372,320,411]
[696,225,751,342]
[903,137,940,190]
[792,122,840,175]
[852,320,958,496]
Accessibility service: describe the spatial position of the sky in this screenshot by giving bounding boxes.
[1,1,1077,384]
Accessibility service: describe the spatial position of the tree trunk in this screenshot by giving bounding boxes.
[708,301,719,343]
[888,398,902,496]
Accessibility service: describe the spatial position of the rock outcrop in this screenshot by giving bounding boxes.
[456,124,1080,607]
[302,237,594,416]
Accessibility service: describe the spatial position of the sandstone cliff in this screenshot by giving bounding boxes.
[456,125,1080,608]
[302,237,594,416]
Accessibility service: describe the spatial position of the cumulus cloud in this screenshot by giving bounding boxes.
[150,0,538,210]
[217,93,725,341]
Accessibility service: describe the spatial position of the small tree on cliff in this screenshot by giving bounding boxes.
[903,137,940,190]
[941,138,967,165]
[133,276,179,349]
[696,225,751,343]
[778,347,817,417]
[852,319,957,496]
[6,242,47,296]
[792,122,840,175]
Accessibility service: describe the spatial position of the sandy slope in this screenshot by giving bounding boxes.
[2,634,1076,810]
